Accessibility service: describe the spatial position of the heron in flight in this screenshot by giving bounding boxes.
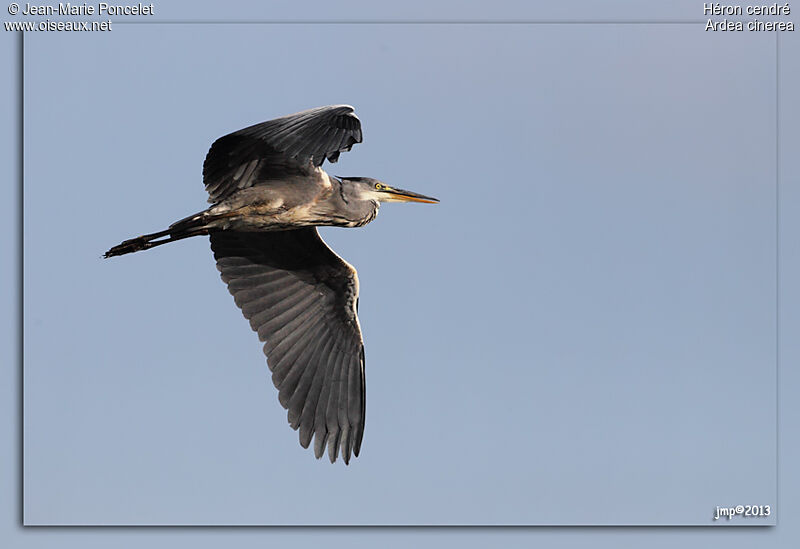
[105,105,438,464]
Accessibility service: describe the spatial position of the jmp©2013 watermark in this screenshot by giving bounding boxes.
[713,504,771,521]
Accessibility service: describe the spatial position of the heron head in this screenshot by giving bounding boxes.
[341,177,439,205]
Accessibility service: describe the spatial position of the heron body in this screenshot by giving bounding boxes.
[105,105,437,464]
[189,171,380,232]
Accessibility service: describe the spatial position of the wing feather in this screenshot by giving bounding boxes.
[313,345,343,459]
[297,336,335,449]
[284,325,334,419]
[270,313,327,382]
[278,323,332,412]
[203,105,363,203]
[211,228,365,464]
[324,341,347,463]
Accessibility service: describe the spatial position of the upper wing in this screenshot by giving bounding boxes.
[210,228,366,464]
[203,105,363,204]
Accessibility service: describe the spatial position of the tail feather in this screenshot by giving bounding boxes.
[104,213,209,258]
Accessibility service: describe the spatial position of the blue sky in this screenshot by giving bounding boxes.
[3,0,800,546]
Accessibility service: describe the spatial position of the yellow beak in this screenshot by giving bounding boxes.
[381,186,439,204]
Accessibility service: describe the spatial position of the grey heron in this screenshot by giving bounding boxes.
[104,105,438,464]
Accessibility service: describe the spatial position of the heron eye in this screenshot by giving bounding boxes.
[375,183,383,190]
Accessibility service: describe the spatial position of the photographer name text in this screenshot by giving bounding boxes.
[19,2,153,15]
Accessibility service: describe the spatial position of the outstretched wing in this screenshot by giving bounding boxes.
[210,228,366,464]
[203,105,363,204]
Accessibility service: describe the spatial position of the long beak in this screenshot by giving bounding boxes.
[381,186,439,204]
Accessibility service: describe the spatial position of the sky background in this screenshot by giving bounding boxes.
[3,0,800,546]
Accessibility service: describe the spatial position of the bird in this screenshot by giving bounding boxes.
[104,105,438,464]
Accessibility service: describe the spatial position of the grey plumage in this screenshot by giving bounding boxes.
[211,228,365,463]
[203,105,362,204]
[105,105,437,464]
